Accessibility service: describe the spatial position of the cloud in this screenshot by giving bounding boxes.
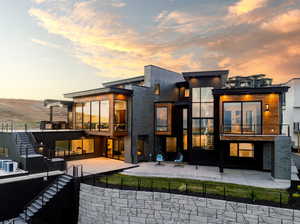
[228,0,269,16]
[111,1,126,8]
[261,9,300,33]
[31,38,60,49]
[29,1,201,78]
[32,0,47,4]
[28,0,300,83]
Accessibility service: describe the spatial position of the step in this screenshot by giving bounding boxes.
[47,188,57,195]
[58,178,70,184]
[31,201,42,210]
[27,205,38,214]
[43,192,53,200]
[61,175,73,181]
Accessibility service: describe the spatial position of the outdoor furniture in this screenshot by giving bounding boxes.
[174,152,184,167]
[156,153,164,165]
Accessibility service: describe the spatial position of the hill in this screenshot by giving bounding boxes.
[0,99,67,127]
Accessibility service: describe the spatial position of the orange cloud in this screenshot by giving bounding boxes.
[261,9,300,33]
[228,0,268,16]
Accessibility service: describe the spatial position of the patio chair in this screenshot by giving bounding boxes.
[174,152,184,167]
[156,153,164,165]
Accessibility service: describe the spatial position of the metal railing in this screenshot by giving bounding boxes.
[221,124,290,136]
[80,173,293,209]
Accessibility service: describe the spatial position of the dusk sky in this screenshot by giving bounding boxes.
[1,0,300,100]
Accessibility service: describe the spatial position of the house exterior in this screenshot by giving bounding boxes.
[282,78,300,151]
[0,65,292,181]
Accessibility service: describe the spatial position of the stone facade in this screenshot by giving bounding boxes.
[78,184,300,224]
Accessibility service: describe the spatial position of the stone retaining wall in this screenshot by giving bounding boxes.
[79,184,300,224]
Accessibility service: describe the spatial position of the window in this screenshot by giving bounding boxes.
[166,137,177,152]
[100,100,110,131]
[83,139,94,154]
[192,87,214,150]
[114,100,127,131]
[91,101,100,131]
[184,89,190,97]
[83,102,91,129]
[224,102,261,134]
[154,84,160,95]
[156,107,168,132]
[55,140,69,157]
[0,145,8,158]
[75,104,83,129]
[68,111,73,129]
[183,109,188,150]
[230,143,254,158]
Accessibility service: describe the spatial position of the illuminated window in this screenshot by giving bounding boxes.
[156,107,168,131]
[75,104,83,129]
[100,100,110,131]
[230,143,254,158]
[154,84,160,95]
[166,137,177,152]
[114,100,127,131]
[83,102,91,129]
[184,88,190,97]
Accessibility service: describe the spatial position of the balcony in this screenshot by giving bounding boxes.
[220,124,290,141]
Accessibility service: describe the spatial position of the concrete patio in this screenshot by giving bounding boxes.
[66,157,138,176]
[122,162,291,189]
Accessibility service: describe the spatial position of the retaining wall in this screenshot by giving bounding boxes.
[78,184,300,224]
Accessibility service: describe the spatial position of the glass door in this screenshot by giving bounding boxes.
[106,138,113,158]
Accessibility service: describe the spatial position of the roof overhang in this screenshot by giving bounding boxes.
[103,76,144,87]
[213,86,290,96]
[44,99,73,108]
[182,70,229,79]
[64,87,133,99]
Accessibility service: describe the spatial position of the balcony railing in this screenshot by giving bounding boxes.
[221,124,290,136]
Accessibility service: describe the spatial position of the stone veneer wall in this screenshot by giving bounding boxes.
[79,184,300,224]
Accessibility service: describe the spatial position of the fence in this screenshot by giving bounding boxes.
[80,173,295,209]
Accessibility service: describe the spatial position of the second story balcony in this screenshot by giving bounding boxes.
[220,124,290,136]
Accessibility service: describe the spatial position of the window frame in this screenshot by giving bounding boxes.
[229,143,254,158]
[222,101,263,135]
[155,103,173,135]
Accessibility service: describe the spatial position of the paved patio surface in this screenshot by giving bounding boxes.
[122,162,291,189]
[67,157,138,176]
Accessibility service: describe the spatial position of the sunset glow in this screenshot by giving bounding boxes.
[0,0,299,100]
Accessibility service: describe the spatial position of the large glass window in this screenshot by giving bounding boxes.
[83,102,91,129]
[183,109,188,151]
[223,102,261,134]
[75,104,83,129]
[156,107,168,132]
[55,140,69,157]
[114,100,127,131]
[166,137,177,152]
[230,143,254,158]
[192,87,214,150]
[83,139,94,154]
[100,100,110,131]
[91,101,100,131]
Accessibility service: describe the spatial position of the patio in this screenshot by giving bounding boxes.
[66,157,138,176]
[121,162,291,189]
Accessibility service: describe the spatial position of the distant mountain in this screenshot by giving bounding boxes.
[0,99,67,126]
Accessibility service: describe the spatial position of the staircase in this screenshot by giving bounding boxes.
[16,174,73,223]
[16,133,37,156]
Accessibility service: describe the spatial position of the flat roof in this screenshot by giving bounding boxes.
[44,99,73,107]
[103,75,144,87]
[64,87,133,98]
[213,86,289,95]
[182,70,229,78]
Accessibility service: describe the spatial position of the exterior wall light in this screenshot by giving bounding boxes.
[265,104,270,112]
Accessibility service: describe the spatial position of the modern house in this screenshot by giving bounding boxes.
[283,78,300,151]
[0,65,292,181]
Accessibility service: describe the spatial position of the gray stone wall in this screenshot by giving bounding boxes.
[272,136,292,180]
[78,184,300,224]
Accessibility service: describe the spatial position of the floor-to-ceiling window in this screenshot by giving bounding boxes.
[223,101,261,134]
[114,100,127,131]
[156,106,168,132]
[183,108,188,151]
[100,100,110,131]
[192,87,214,150]
[75,104,83,129]
[55,138,95,158]
[91,101,100,131]
[83,102,91,129]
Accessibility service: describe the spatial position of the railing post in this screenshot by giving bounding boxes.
[93,175,96,186]
[280,192,282,207]
[105,176,108,187]
[25,124,27,132]
[185,183,188,194]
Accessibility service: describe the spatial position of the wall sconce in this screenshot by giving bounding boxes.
[265,104,270,112]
